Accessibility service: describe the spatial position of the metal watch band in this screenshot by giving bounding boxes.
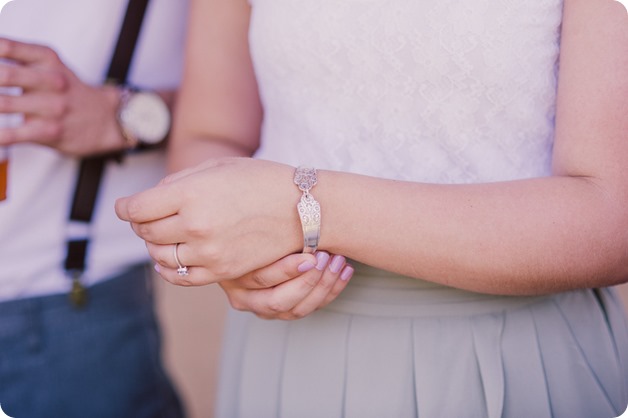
[117,86,140,149]
[294,166,321,253]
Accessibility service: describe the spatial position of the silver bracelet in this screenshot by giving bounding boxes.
[293,166,321,253]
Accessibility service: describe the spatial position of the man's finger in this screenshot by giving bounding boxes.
[0,38,61,66]
[0,119,59,145]
[0,63,66,91]
[0,92,67,117]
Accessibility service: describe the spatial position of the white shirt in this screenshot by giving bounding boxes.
[0,0,188,301]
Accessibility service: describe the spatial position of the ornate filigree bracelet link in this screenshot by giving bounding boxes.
[293,166,321,253]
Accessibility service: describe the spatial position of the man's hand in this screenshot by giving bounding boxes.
[0,37,127,156]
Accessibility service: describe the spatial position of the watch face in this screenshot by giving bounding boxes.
[120,92,170,144]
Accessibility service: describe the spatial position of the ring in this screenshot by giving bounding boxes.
[173,243,189,276]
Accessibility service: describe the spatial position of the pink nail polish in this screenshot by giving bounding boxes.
[315,252,330,270]
[298,261,316,272]
[340,265,354,281]
[329,255,345,273]
[154,263,161,273]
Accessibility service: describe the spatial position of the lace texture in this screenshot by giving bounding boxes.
[251,0,563,184]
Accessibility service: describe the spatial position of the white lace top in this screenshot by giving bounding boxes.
[251,0,563,184]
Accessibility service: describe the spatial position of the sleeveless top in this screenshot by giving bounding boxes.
[252,0,561,184]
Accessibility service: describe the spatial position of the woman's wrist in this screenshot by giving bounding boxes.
[314,169,345,255]
[312,169,379,259]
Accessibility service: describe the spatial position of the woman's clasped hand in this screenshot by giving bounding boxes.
[115,157,354,319]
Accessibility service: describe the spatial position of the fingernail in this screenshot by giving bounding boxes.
[154,263,161,273]
[298,261,316,272]
[315,252,330,271]
[329,255,345,273]
[340,265,354,281]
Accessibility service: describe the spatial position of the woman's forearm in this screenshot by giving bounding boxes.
[167,135,255,173]
[316,170,628,295]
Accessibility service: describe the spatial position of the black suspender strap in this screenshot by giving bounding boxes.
[106,0,150,84]
[64,0,150,307]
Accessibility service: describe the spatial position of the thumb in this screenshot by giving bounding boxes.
[237,253,317,289]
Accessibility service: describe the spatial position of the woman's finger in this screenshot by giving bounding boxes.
[287,255,348,319]
[234,253,318,289]
[115,182,182,223]
[147,241,183,270]
[224,253,331,317]
[130,214,187,246]
[318,264,354,309]
[153,263,216,287]
[257,256,353,320]
[226,273,320,317]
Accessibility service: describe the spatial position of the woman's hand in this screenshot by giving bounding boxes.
[116,157,306,283]
[221,252,353,320]
[0,37,126,156]
[157,251,354,320]
[225,252,354,320]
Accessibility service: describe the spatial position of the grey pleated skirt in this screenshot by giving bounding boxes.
[215,263,628,418]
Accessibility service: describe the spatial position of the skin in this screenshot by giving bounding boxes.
[115,0,628,308]
[0,37,176,155]
[215,252,353,320]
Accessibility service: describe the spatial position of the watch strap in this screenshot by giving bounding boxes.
[117,86,140,148]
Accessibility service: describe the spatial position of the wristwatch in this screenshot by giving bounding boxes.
[117,87,171,148]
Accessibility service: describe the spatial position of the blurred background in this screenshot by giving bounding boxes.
[155,278,628,418]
